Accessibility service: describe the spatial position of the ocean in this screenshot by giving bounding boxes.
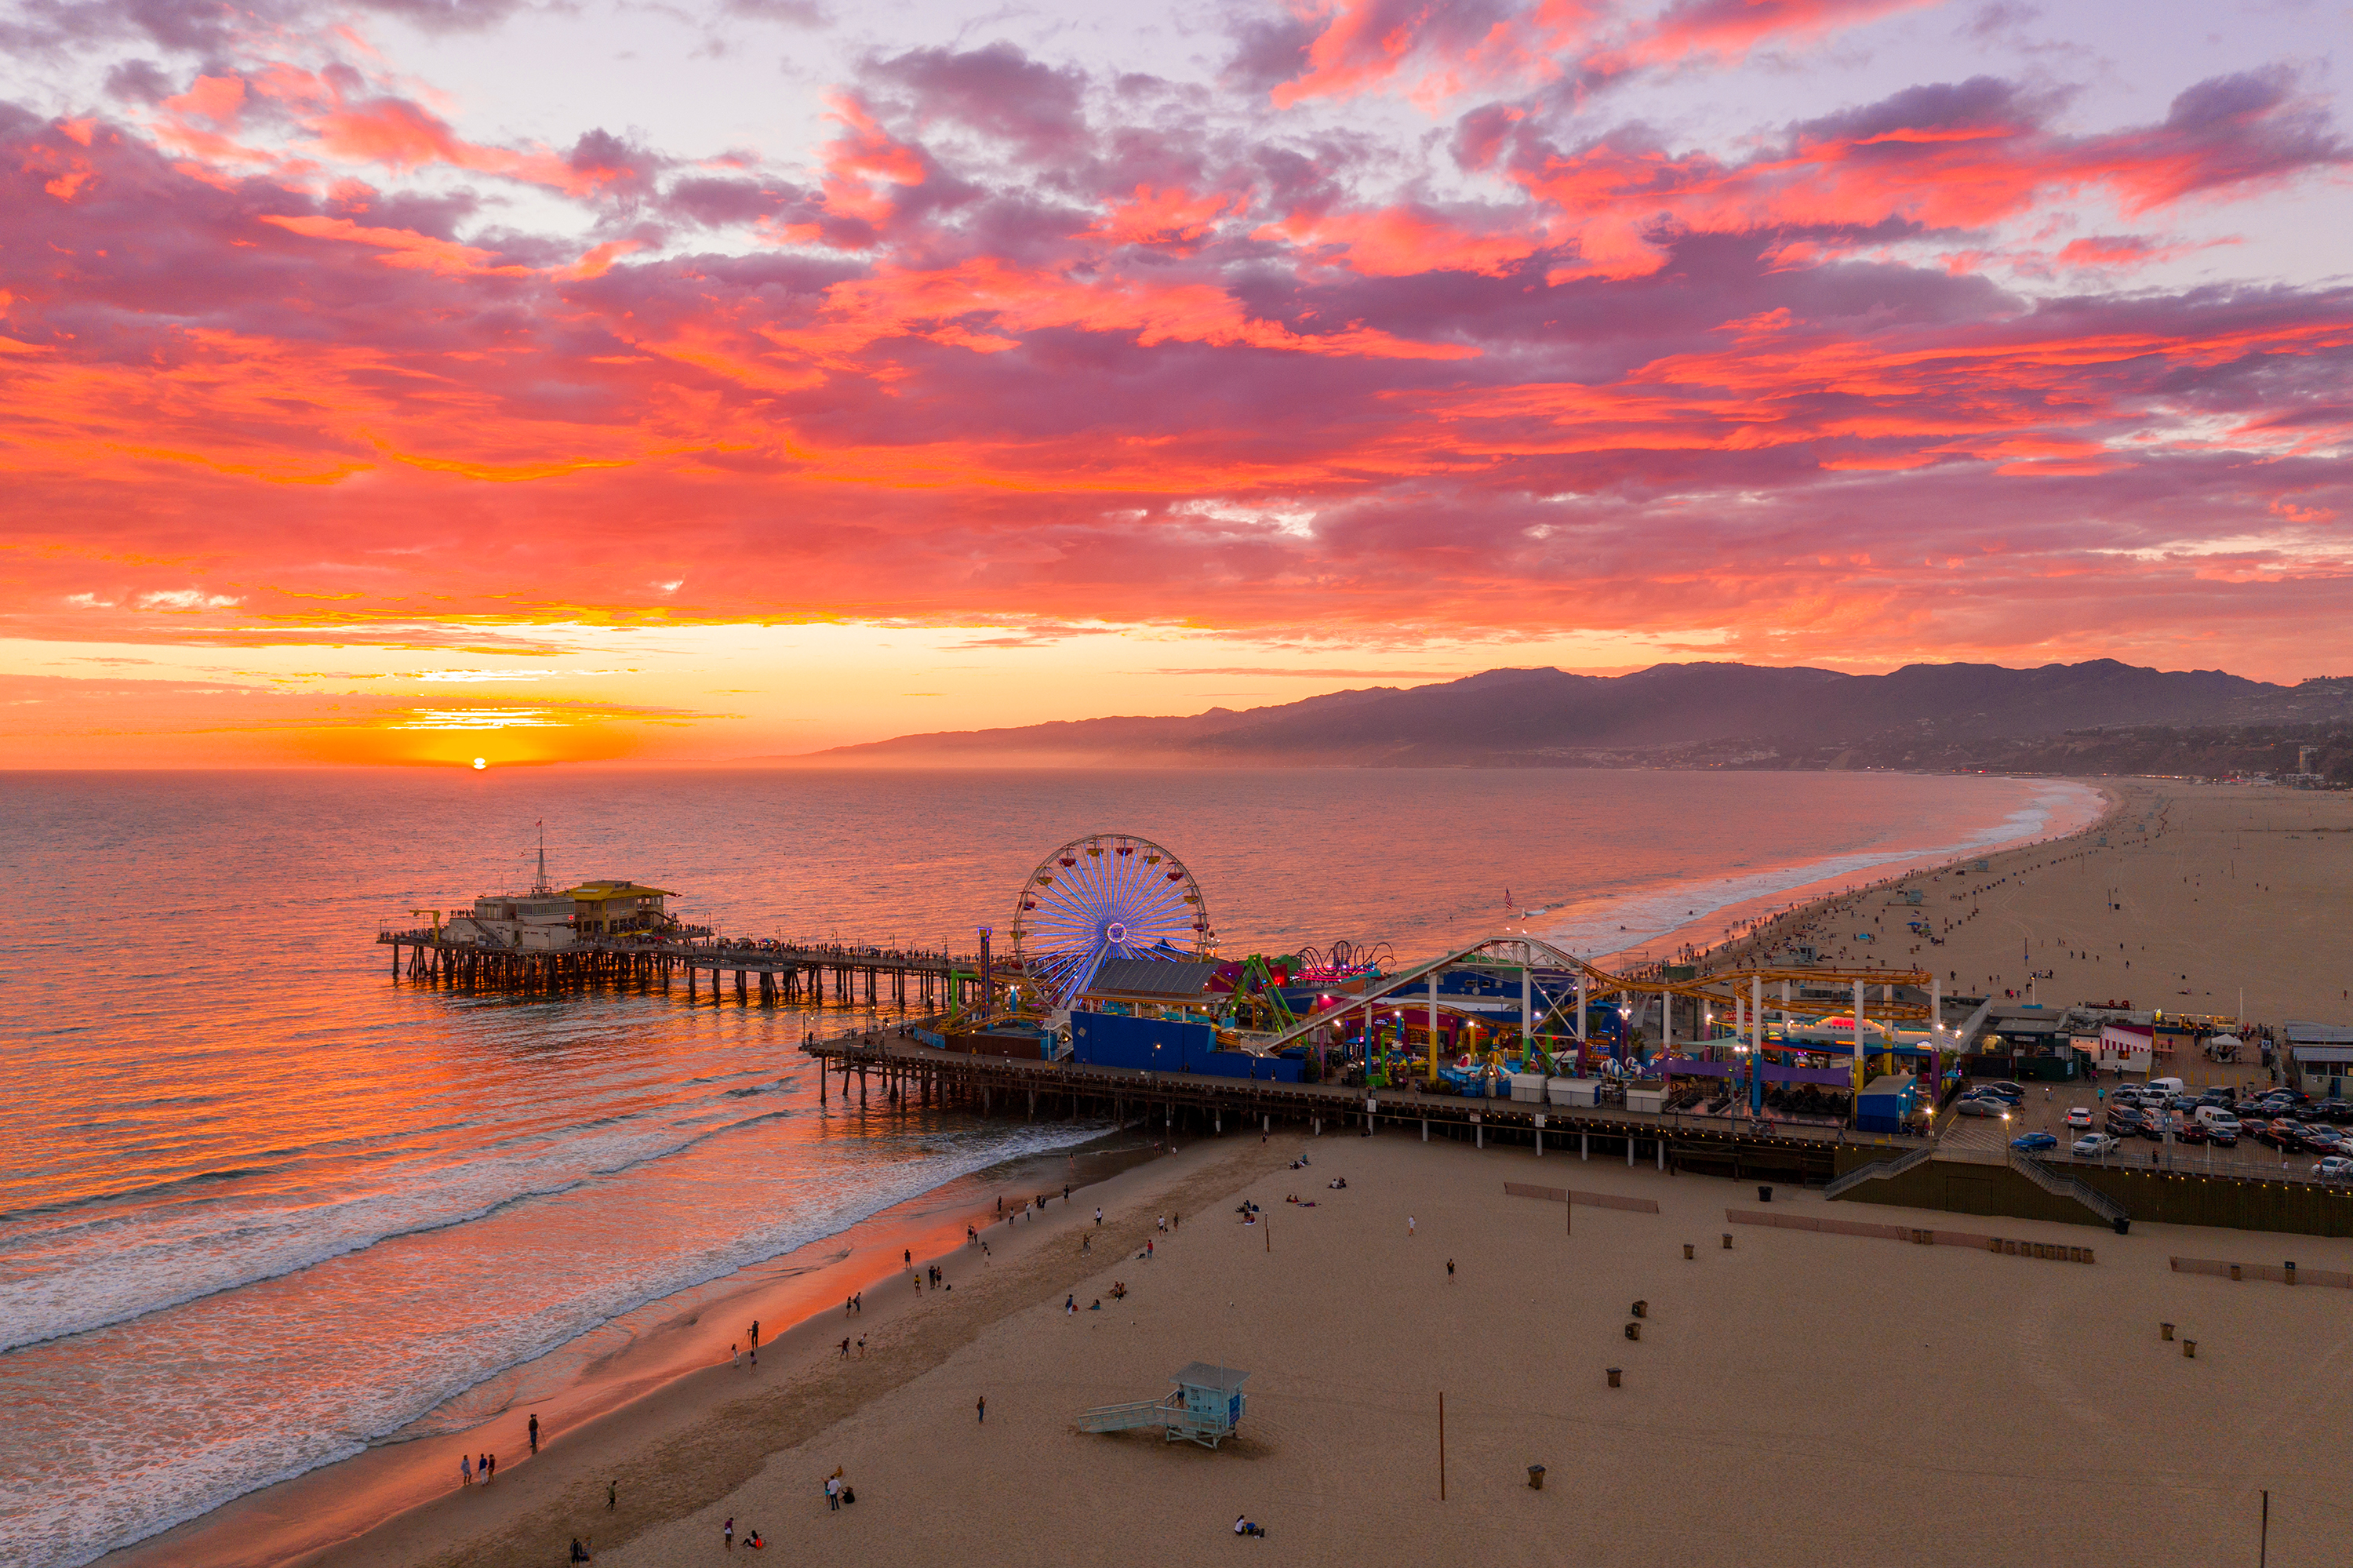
[0,767,2100,1566]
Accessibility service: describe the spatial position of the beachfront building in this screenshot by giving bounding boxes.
[2285,1021,2353,1098]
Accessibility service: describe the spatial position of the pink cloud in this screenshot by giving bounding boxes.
[0,44,2349,700]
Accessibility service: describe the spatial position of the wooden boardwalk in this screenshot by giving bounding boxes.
[377,930,980,1009]
[802,1032,1927,1184]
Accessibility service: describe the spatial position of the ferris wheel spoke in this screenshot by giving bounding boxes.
[1007,832,1213,1008]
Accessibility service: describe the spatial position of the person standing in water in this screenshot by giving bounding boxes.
[460,1453,471,1486]
[529,1413,539,1455]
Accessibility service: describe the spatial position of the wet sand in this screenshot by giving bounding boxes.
[100,1132,1176,1568]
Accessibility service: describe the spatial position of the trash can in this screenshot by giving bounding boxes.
[1606,1367,1622,1388]
[1758,1185,1773,1202]
[1528,1464,1547,1490]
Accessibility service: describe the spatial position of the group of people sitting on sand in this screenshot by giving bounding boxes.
[1282,1193,1318,1206]
[1327,1177,1347,1189]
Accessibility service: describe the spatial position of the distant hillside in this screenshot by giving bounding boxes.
[776,660,2353,770]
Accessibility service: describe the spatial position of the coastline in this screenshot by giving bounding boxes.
[80,768,2109,1568]
[1570,775,2116,970]
[97,1128,1172,1568]
[1666,777,2128,977]
[100,774,2353,1568]
[307,1133,1297,1568]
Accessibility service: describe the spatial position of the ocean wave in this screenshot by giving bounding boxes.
[8,1116,1115,1568]
[0,1104,797,1352]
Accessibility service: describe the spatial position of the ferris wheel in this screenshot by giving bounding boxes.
[1009,833,1213,1007]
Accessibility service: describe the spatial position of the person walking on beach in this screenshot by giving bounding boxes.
[976,1395,986,1424]
[732,1342,740,1370]
[487,1452,496,1482]
[723,1516,734,1550]
[1446,1258,1456,1282]
[460,1453,471,1487]
[1408,1217,1415,1236]
[1095,1206,1103,1227]
[609,1479,617,1511]
[529,1413,539,1455]
[857,1333,867,1358]
[826,1474,839,1511]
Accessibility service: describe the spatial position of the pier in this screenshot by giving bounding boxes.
[798,1031,1927,1186]
[379,929,983,1010]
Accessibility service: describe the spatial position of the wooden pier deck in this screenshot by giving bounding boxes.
[378,930,981,1009]
[802,1033,1926,1184]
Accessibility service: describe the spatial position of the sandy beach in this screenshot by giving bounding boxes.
[1711,780,2351,1028]
[560,1129,2351,1568]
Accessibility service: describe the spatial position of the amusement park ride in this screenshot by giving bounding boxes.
[966,831,1943,1111]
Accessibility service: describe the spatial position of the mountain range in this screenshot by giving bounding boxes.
[781,660,2353,773]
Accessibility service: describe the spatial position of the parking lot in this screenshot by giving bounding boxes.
[1936,1064,2353,1185]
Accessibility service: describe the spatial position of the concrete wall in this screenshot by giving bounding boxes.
[1838,1160,2113,1229]
[1838,1157,2353,1237]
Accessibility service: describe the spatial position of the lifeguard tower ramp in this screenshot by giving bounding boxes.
[1078,1363,1249,1449]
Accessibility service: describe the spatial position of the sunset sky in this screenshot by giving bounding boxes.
[2,0,2347,766]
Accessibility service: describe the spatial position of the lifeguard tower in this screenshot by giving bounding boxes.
[1078,1363,1249,1449]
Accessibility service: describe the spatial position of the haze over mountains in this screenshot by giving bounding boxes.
[786,660,2353,773]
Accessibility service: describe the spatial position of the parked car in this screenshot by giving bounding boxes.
[2065,1106,2095,1129]
[2312,1156,2353,1181]
[2072,1133,2121,1158]
[1973,1081,2025,1101]
[2206,1123,2238,1147]
[1955,1097,2009,1118]
[2233,1097,2277,1119]
[2315,1099,2353,1124]
[2171,1121,2209,1144]
[2010,1132,2059,1152]
[2105,1108,2148,1133]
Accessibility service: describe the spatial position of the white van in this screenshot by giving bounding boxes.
[2148,1076,2184,1096]
[2195,1106,2240,1133]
